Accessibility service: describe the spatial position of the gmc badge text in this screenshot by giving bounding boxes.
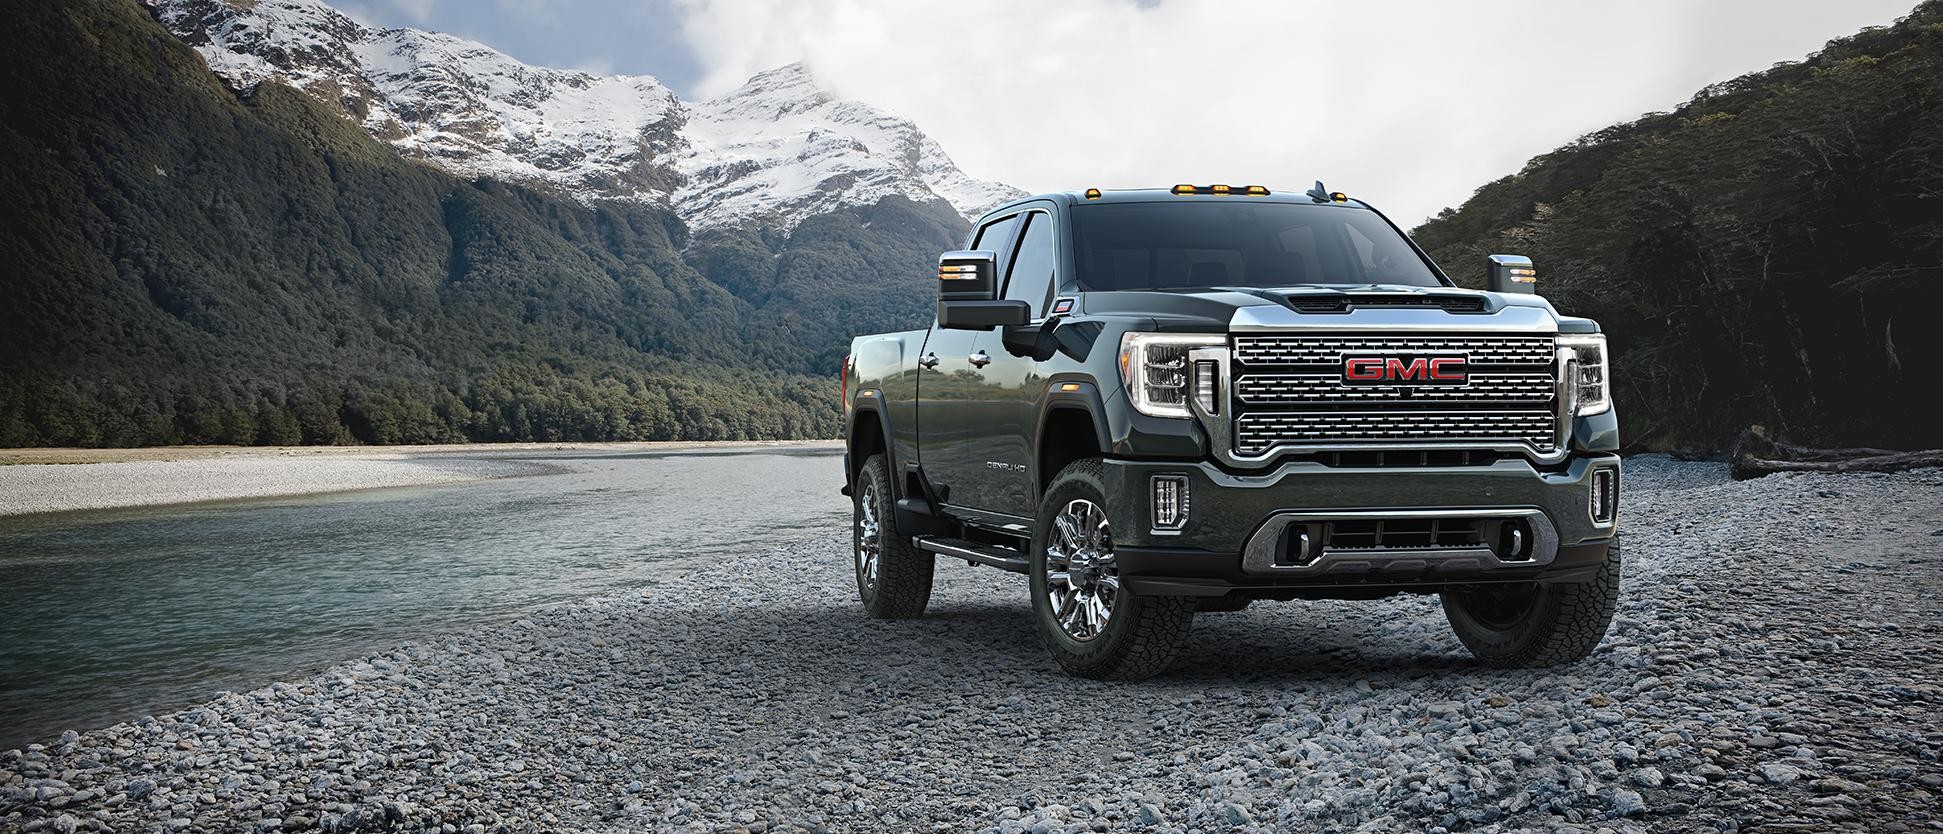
[841,184,1621,680]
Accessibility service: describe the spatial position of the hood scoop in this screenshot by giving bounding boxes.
[1282,293,1486,314]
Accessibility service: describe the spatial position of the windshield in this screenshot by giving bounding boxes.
[1070,202,1445,291]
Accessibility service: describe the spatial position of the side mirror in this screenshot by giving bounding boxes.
[936,250,1029,330]
[1487,254,1537,295]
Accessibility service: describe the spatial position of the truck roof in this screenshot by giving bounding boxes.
[983,186,1372,217]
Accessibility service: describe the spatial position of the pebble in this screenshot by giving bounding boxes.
[1609,789,1646,818]
[0,459,1936,831]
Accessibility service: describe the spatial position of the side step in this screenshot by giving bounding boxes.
[916,537,1030,574]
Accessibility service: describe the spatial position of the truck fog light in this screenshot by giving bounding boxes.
[1151,475,1189,531]
[1590,468,1617,524]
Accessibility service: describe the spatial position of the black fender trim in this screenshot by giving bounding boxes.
[846,392,892,494]
[1031,378,1112,501]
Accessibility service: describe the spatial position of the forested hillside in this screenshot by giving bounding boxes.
[0,0,957,446]
[1413,2,1943,451]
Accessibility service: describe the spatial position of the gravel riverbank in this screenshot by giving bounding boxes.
[2,458,1938,832]
[0,457,548,516]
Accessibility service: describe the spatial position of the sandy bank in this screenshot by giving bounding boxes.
[0,439,840,466]
[0,457,547,516]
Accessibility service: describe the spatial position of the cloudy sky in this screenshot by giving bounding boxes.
[340,0,1917,225]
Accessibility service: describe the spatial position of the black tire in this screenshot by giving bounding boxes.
[853,454,932,619]
[1029,458,1195,680]
[1440,537,1621,667]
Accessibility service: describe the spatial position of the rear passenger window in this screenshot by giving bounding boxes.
[1003,213,1056,316]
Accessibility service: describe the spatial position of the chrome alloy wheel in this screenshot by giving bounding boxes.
[855,480,881,593]
[1044,498,1118,641]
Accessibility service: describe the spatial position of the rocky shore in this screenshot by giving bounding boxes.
[2,458,1938,832]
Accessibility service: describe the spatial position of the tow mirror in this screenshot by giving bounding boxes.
[1487,254,1537,295]
[937,250,1028,330]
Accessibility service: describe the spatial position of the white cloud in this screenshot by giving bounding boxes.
[391,0,439,24]
[673,0,1917,226]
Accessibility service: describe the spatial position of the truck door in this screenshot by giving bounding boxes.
[960,207,1058,520]
[916,213,1021,513]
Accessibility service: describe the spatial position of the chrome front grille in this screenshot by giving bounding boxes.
[1234,335,1556,366]
[1237,372,1554,404]
[1235,411,1558,452]
[1229,334,1559,457]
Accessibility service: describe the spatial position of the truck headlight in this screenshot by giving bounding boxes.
[1119,333,1225,418]
[1556,333,1610,416]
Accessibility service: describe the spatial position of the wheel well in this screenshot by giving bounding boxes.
[849,410,885,487]
[1038,407,1102,496]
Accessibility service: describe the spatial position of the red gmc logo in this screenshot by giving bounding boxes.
[1343,355,1469,385]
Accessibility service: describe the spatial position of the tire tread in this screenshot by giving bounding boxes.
[1443,539,1621,668]
[856,454,933,619]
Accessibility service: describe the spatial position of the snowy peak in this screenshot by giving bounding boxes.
[675,62,1021,230]
[143,0,1022,231]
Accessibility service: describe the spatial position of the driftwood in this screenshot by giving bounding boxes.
[1730,424,1943,480]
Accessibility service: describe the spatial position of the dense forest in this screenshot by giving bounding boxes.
[0,0,956,446]
[1412,2,1943,451]
[5,2,1940,451]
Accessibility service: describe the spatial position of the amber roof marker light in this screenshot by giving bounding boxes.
[1084,188,1102,200]
[1170,184,1273,196]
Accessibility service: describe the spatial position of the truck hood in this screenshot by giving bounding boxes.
[1077,284,1590,332]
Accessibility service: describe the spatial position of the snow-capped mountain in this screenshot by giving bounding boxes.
[145,0,1022,231]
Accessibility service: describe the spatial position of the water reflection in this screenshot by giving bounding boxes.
[0,446,846,747]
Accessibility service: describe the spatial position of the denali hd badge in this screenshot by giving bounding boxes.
[1342,354,1469,385]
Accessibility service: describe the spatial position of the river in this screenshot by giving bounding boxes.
[0,446,848,749]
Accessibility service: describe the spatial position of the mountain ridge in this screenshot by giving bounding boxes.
[143,0,1023,232]
[1411,1,1943,450]
[0,0,969,447]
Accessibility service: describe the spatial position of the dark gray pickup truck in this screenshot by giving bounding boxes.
[840,184,1620,680]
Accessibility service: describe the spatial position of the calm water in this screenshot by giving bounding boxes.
[0,446,848,749]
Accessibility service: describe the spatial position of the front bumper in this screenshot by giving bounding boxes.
[1101,454,1619,596]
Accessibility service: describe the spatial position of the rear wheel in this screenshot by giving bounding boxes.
[853,454,932,619]
[1029,459,1195,680]
[1440,537,1621,667]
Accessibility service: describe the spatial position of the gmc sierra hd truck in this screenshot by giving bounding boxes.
[841,184,1620,680]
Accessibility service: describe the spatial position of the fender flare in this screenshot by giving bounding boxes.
[1031,378,1113,499]
[846,391,893,494]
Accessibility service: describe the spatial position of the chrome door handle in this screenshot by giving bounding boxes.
[968,350,992,368]
[919,352,940,369]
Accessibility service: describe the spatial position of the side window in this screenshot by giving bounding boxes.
[972,215,1020,252]
[1003,213,1056,316]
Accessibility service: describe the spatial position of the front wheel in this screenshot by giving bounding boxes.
[1029,459,1195,680]
[1440,537,1621,667]
[853,454,933,619]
